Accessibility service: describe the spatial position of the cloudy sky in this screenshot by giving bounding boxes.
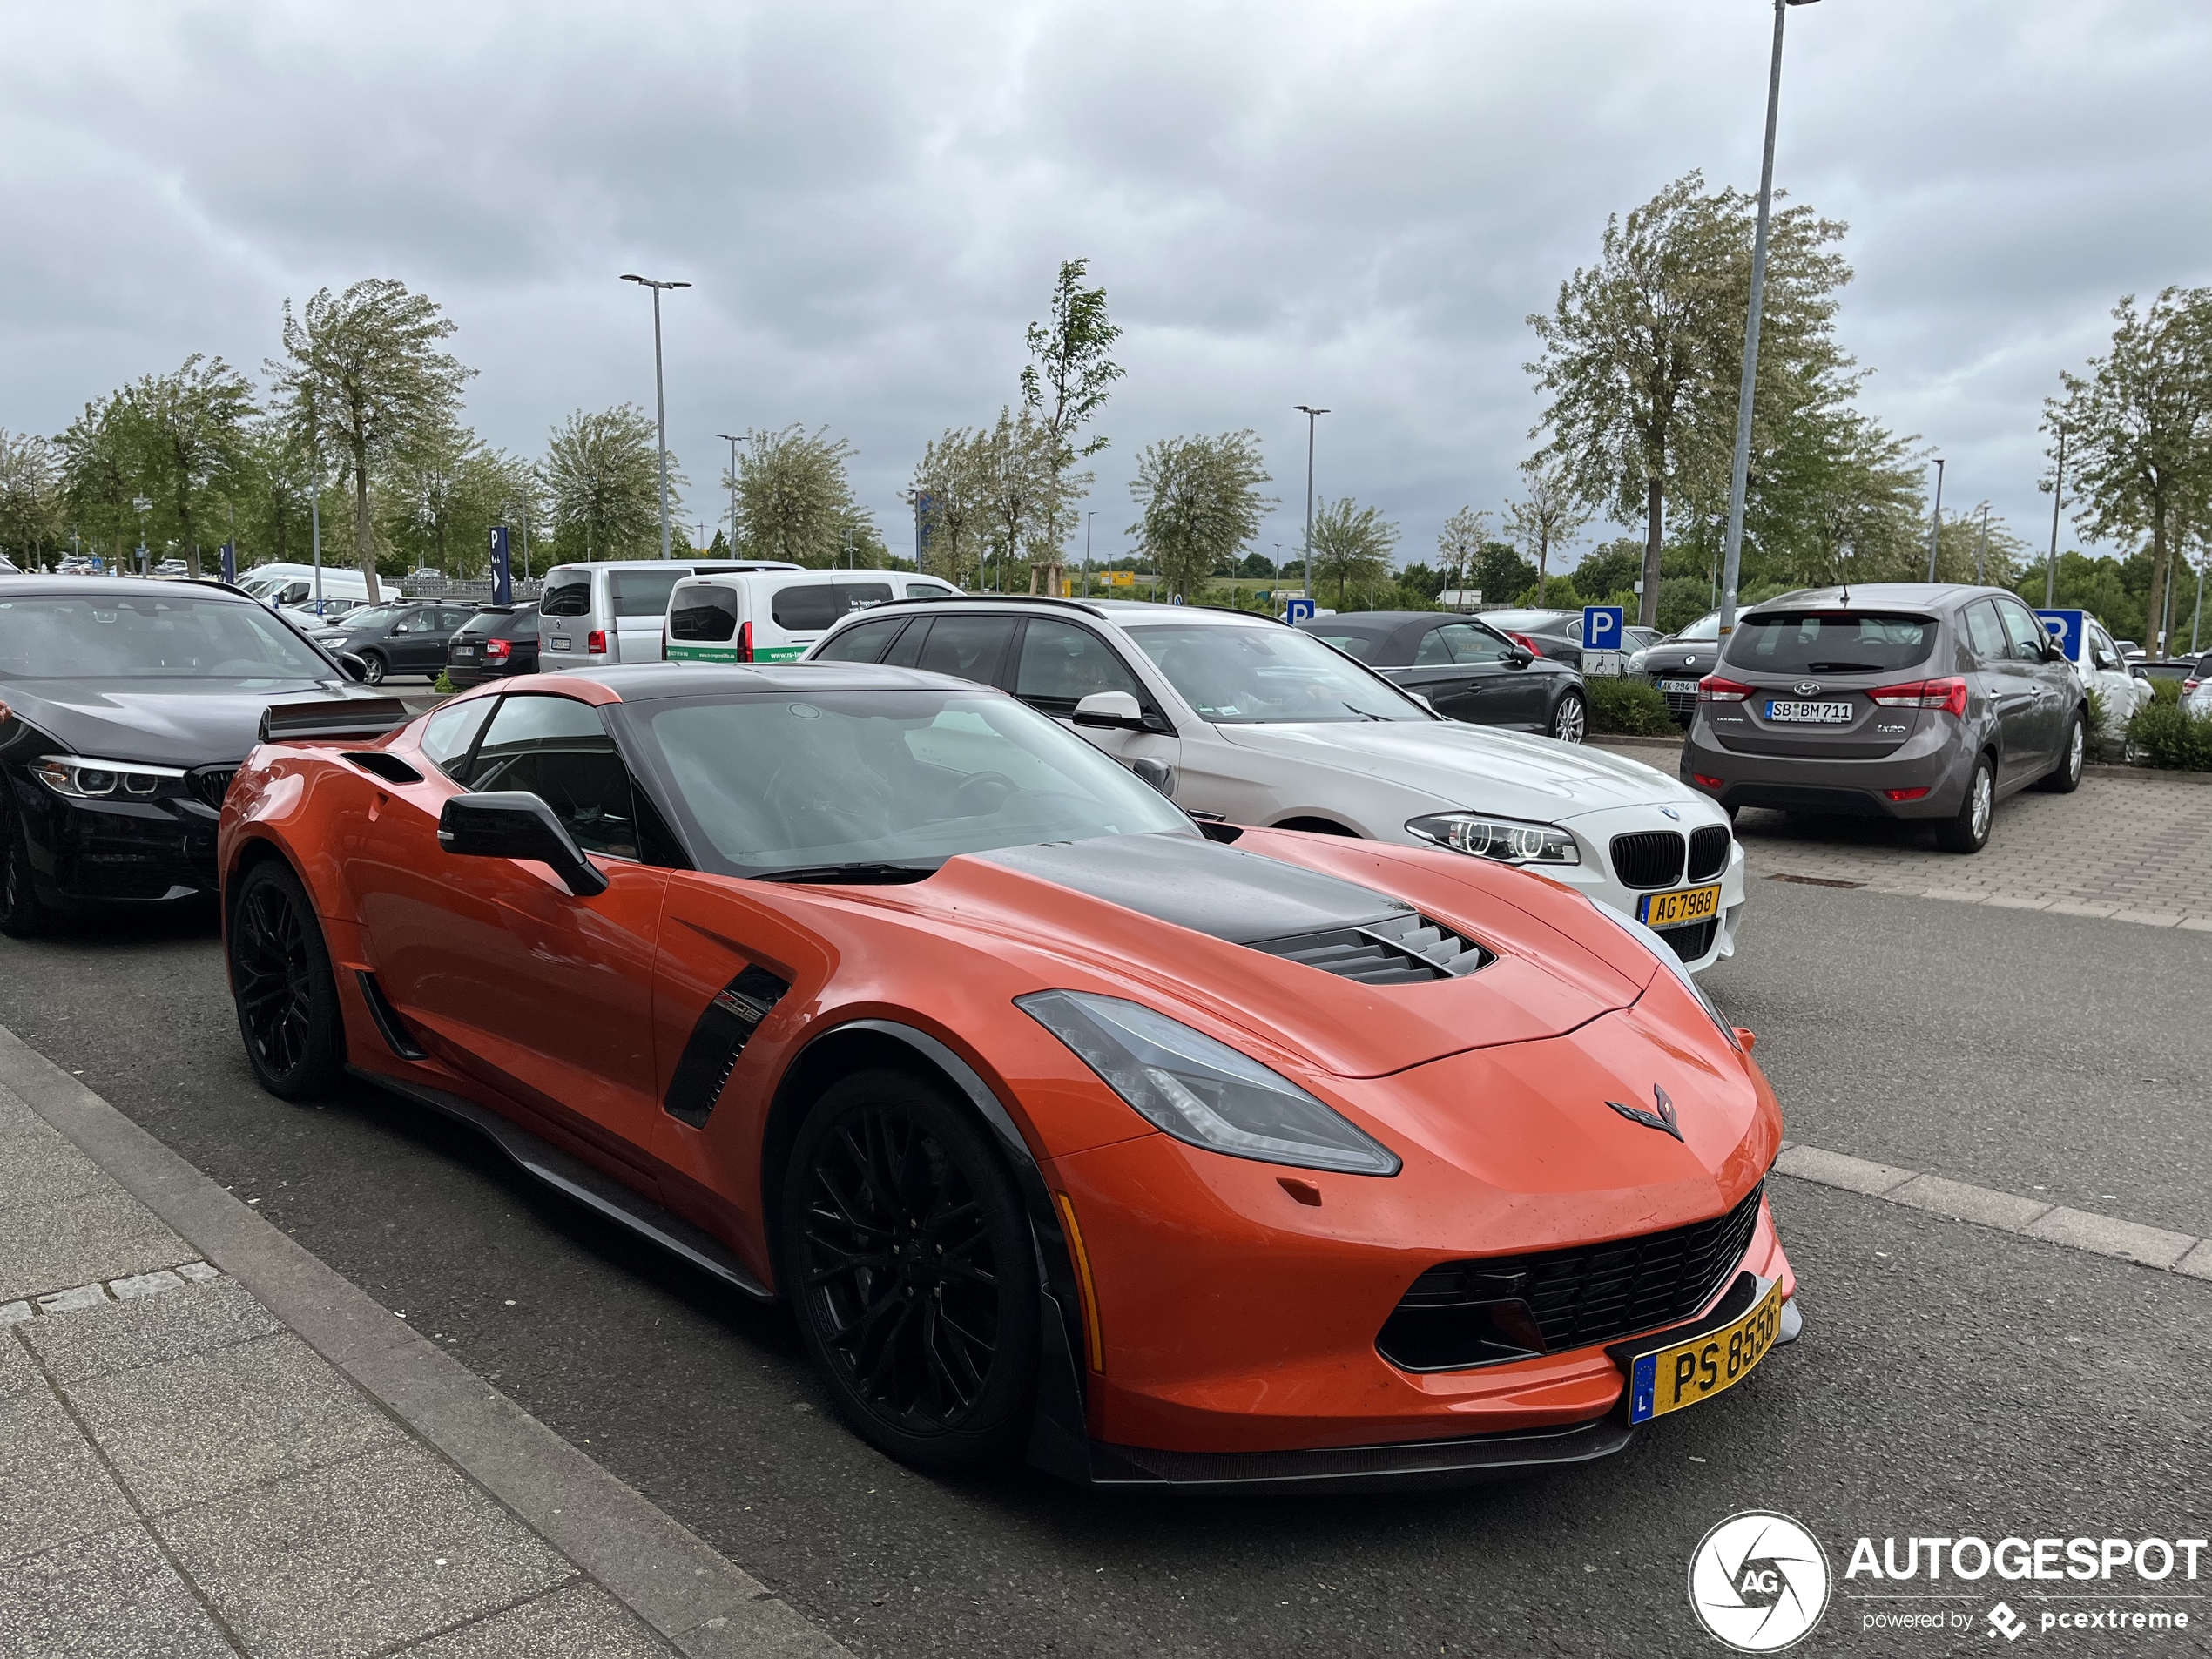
[7,0,2209,571]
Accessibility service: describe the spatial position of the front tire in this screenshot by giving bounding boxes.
[1550,688,1588,744]
[360,651,388,686]
[227,860,346,1099]
[0,787,57,939]
[1934,754,1995,854]
[780,1070,1038,1472]
[2035,710,2085,792]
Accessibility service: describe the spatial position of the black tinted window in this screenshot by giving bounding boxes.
[513,606,540,638]
[814,617,907,664]
[838,581,894,610]
[915,616,1018,686]
[771,583,840,631]
[1722,611,1936,674]
[1962,601,2007,661]
[1014,619,1145,716]
[540,573,590,617]
[670,587,738,642]
[1312,631,1382,662]
[468,695,637,859]
[1995,601,2049,662]
[0,593,328,680]
[611,568,686,618]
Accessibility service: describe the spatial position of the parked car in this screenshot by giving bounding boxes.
[2181,653,2211,718]
[1630,610,1724,725]
[220,661,1797,1487]
[663,568,963,664]
[0,556,19,576]
[445,604,541,687]
[236,563,377,614]
[1683,583,2086,853]
[320,600,480,685]
[1473,608,1589,666]
[537,558,805,669]
[2060,615,2151,742]
[151,557,190,578]
[56,556,105,576]
[808,596,1746,968]
[0,577,397,935]
[2131,658,2195,685]
[1293,610,1589,742]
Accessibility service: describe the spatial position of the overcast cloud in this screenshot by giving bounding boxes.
[6,0,2209,571]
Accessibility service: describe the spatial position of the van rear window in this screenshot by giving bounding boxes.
[541,573,591,617]
[671,587,739,643]
[1722,611,1936,675]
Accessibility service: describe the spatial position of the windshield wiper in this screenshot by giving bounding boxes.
[748,861,941,885]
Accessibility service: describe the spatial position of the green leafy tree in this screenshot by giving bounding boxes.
[1472,540,1536,606]
[271,280,476,603]
[1434,508,1491,607]
[539,405,679,562]
[912,427,993,587]
[1503,454,1591,605]
[1022,258,1123,557]
[122,354,258,576]
[0,429,62,565]
[1126,431,1273,603]
[1308,496,1398,607]
[2056,287,2212,658]
[979,408,1058,592]
[730,424,869,568]
[55,395,138,563]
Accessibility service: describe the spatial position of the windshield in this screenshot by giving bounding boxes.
[633,689,1194,877]
[1722,610,1937,675]
[1673,611,1722,643]
[1125,623,1426,723]
[336,604,406,630]
[0,593,333,681]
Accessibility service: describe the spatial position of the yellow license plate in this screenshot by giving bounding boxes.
[1639,882,1722,929]
[1623,1275,1786,1424]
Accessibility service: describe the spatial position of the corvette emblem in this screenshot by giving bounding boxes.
[1608,1084,1683,1142]
[1795,680,1822,696]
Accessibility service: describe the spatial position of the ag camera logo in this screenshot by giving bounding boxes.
[1689,1511,1831,1652]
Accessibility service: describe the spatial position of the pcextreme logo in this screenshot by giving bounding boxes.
[1688,1511,1832,1652]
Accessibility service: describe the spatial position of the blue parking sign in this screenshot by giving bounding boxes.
[1583,605,1624,652]
[489,525,512,607]
[2035,608,2083,663]
[1285,597,1317,625]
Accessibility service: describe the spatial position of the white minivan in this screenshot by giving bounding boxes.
[236,563,376,614]
[663,569,962,664]
[536,559,806,668]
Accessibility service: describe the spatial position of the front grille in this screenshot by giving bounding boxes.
[1657,916,1719,962]
[1609,830,1685,890]
[1377,1182,1765,1370]
[187,767,238,810]
[1687,825,1730,882]
[1247,913,1490,986]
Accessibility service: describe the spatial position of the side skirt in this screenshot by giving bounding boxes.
[349,1066,775,1305]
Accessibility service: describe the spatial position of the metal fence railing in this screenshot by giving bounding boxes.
[397,576,545,603]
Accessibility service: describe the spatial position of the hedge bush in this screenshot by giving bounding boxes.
[2123,700,2212,772]
[1587,676,1679,737]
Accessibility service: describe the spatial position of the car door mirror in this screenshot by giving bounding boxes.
[1073,690,1145,730]
[1409,691,1437,713]
[1505,647,1534,668]
[1129,756,1176,798]
[336,651,369,683]
[437,792,610,897]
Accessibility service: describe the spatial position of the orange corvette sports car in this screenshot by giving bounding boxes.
[219,664,1799,1491]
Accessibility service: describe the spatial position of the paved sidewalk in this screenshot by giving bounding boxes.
[0,1036,844,1659]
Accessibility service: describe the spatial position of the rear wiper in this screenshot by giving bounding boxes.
[749,861,939,885]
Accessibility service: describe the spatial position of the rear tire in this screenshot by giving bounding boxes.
[2034,710,2085,792]
[227,860,347,1100]
[1934,755,1995,854]
[780,1069,1038,1472]
[1549,689,1587,744]
[0,787,57,940]
[360,651,388,686]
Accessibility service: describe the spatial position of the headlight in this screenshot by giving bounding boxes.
[1627,649,1649,673]
[1406,812,1581,865]
[34,755,188,799]
[1016,989,1401,1177]
[1590,900,1742,1053]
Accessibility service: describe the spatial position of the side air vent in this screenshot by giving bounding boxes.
[664,965,789,1128]
[1687,825,1730,882]
[345,751,424,786]
[1247,914,1490,986]
[355,971,428,1061]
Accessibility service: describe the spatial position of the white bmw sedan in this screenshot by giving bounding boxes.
[806,597,1746,968]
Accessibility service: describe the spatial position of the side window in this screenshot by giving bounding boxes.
[834,581,894,613]
[670,586,738,642]
[420,698,495,781]
[1412,628,1456,666]
[914,615,1019,687]
[1440,622,1511,664]
[1567,618,1583,644]
[905,581,957,600]
[815,617,908,664]
[770,583,841,631]
[1996,601,2047,663]
[436,609,471,633]
[881,617,931,667]
[467,695,638,860]
[610,568,685,618]
[515,609,541,639]
[1013,619,1147,716]
[1962,601,2008,662]
[2088,624,2116,671]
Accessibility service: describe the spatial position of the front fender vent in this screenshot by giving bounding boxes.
[1247,914,1490,986]
[663,965,788,1128]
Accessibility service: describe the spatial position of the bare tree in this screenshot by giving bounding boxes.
[1434,508,1491,610]
[1504,455,1591,606]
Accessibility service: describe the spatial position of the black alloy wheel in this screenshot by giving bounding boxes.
[227,860,345,1100]
[2035,709,2086,793]
[0,787,56,939]
[360,650,388,685]
[782,1070,1038,1471]
[1550,688,1588,744]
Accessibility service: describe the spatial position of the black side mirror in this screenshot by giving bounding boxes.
[336,651,369,683]
[437,792,609,896]
[1505,647,1534,668]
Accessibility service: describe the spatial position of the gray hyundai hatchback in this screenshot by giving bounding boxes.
[1682,583,2085,853]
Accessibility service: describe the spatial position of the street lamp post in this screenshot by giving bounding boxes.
[1718,0,1821,639]
[717,432,742,556]
[1084,509,1096,598]
[132,496,152,576]
[1925,457,1946,581]
[2045,422,2067,607]
[1974,503,1990,585]
[621,273,691,561]
[1292,405,1328,600]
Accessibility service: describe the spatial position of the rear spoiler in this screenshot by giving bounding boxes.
[257,698,410,744]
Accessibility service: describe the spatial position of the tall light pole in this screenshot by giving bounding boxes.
[2045,421,2067,607]
[1084,509,1096,597]
[1718,0,1821,638]
[1293,405,1329,599]
[717,432,743,556]
[1974,502,1990,586]
[622,273,691,561]
[1925,457,1946,581]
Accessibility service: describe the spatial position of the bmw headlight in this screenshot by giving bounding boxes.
[1406,812,1581,866]
[1016,989,1401,1176]
[34,755,188,799]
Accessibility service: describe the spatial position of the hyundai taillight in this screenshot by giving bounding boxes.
[586,629,607,655]
[738,620,754,663]
[1692,772,1725,789]
[1698,675,1753,703]
[484,637,510,659]
[1869,676,1967,717]
[1508,632,1541,655]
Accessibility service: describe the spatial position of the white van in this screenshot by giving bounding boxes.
[237,563,376,614]
[664,569,962,664]
[536,559,807,668]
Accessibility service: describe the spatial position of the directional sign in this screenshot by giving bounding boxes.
[2035,608,2084,664]
[1583,604,1625,653]
[219,542,237,584]
[1285,597,1318,625]
[489,525,513,607]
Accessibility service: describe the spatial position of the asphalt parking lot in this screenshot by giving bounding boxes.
[2,807,2205,1656]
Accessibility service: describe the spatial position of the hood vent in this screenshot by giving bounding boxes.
[1248,913,1490,986]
